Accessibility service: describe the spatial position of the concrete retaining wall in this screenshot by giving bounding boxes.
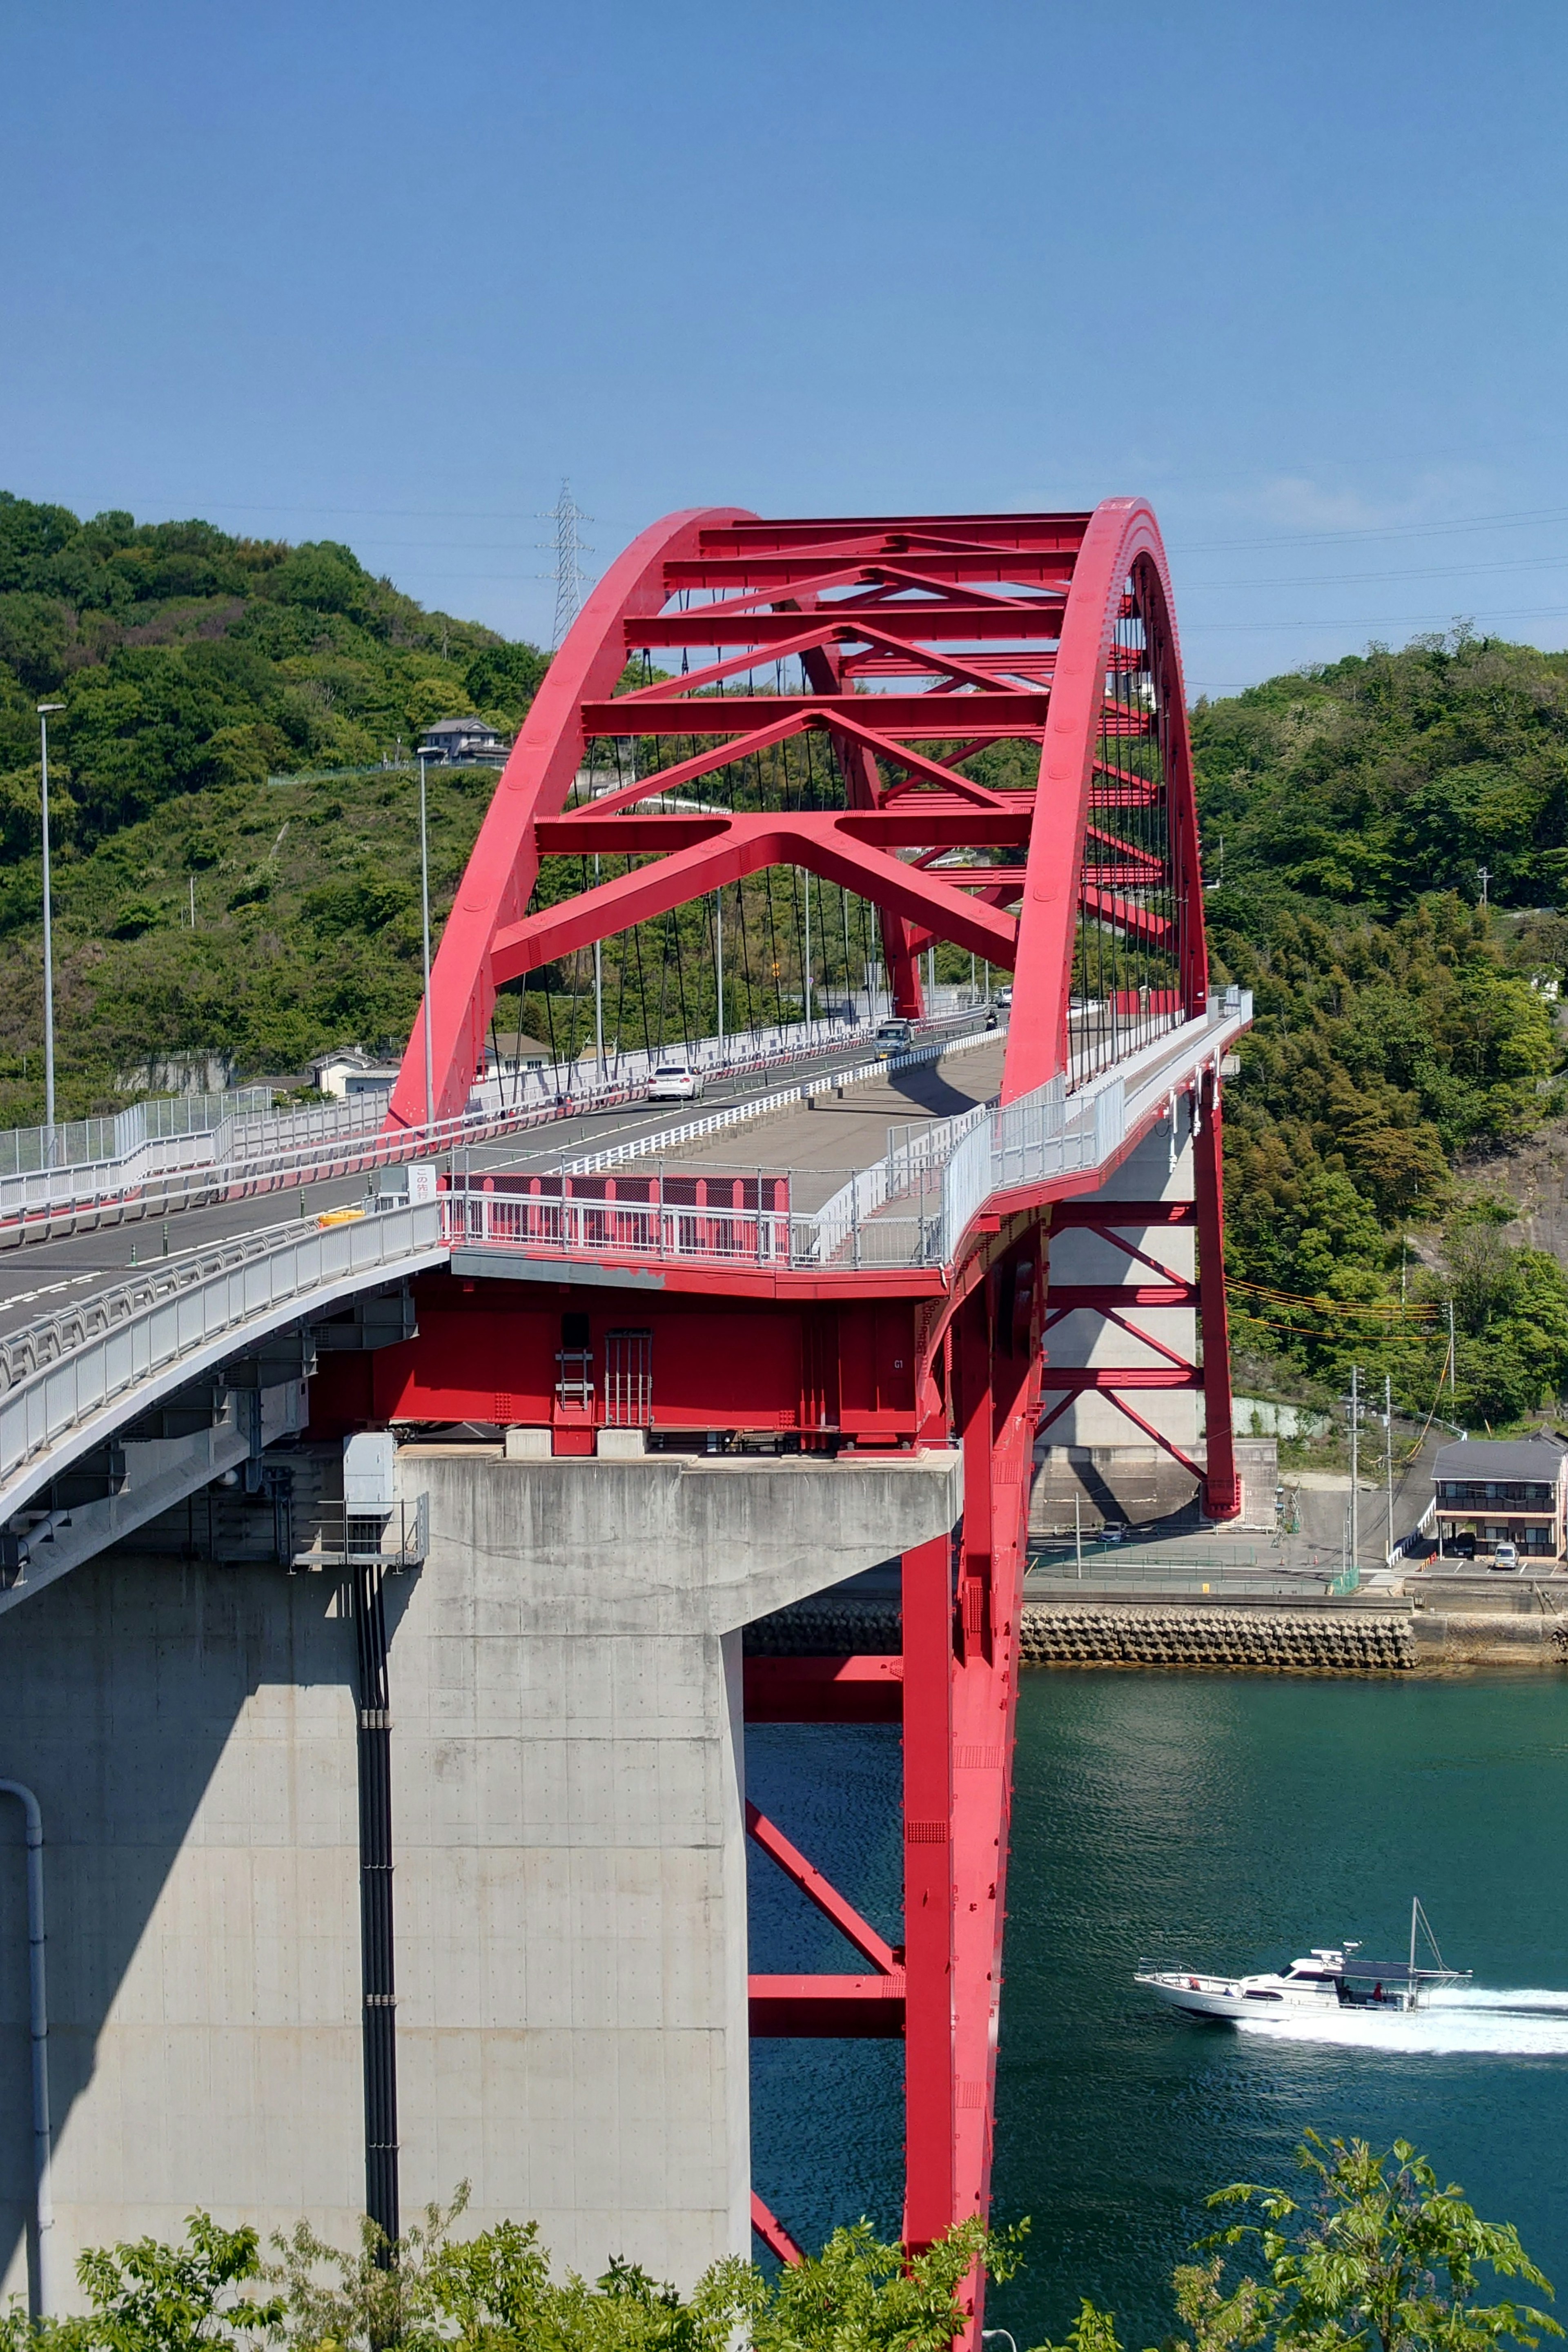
[1040,1123,1198,1450]
[1410,1609,1568,1664]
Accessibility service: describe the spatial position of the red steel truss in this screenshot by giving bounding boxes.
[374,506,1234,2340]
[386,501,1206,1129]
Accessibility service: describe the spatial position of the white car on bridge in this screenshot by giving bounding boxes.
[646,1061,706,1102]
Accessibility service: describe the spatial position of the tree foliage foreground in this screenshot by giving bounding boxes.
[0,2138,1552,2352]
[1039,2136,1560,2352]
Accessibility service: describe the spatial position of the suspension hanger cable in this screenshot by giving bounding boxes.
[673,896,695,1059]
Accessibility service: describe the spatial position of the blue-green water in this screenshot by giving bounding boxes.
[748,1668,1568,2346]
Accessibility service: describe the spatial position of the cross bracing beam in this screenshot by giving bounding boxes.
[389,500,1209,1135]
[490,814,1021,982]
[627,603,1069,647]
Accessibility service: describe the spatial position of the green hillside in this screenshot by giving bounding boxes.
[0,491,547,1113]
[1195,631,1568,1424]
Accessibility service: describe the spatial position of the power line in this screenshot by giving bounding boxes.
[1181,601,1568,633]
[1183,548,1568,591]
[1178,501,1568,555]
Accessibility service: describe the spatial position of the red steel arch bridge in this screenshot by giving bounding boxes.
[0,501,1248,2334]
[381,501,1245,2296]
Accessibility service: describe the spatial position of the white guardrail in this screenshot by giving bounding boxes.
[0,1013,975,1241]
[0,1202,444,1515]
[0,994,1250,1511]
[443,993,1252,1277]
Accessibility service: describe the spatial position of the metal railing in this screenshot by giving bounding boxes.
[564,1021,997,1176]
[1026,1560,1363,1599]
[0,1015,987,1241]
[291,1494,429,1571]
[444,994,1252,1279]
[0,1088,273,1180]
[0,996,1253,1510]
[0,1201,444,1513]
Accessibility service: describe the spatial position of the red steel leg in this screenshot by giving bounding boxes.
[902,1530,955,2248]
[947,1245,1046,2342]
[1193,1066,1239,1520]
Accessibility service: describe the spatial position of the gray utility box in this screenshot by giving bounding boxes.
[344,1430,395,1507]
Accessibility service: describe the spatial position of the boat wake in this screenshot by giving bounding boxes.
[1234,1987,1568,2056]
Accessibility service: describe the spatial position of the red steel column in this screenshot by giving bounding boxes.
[956,1289,994,1662]
[902,1531,955,2247]
[1193,1065,1240,1519]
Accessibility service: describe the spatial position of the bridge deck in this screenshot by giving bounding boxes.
[650,1036,1007,1212]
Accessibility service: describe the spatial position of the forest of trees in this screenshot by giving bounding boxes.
[1194,633,1568,1426]
[0,492,550,1111]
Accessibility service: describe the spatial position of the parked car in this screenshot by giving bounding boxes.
[1491,1541,1520,1570]
[646,1062,705,1103]
[874,1018,913,1055]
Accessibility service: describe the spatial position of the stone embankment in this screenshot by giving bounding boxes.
[746,1588,1568,1671]
[1019,1606,1414,1670]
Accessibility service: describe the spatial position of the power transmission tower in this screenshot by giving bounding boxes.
[543,482,593,649]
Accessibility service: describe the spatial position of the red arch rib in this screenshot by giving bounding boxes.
[386,505,753,1130]
[1000,497,1207,1104]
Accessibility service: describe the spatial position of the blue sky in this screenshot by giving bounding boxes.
[3,0,1566,696]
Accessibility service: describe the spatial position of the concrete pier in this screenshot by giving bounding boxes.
[0,1445,960,2304]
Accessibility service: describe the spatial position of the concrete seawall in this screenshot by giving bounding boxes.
[748,1592,1568,1671]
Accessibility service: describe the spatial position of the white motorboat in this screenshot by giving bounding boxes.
[1136,1900,1470,2021]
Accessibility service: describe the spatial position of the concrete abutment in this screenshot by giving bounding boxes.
[0,1447,960,2304]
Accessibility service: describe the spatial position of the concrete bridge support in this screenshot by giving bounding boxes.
[0,1447,960,2304]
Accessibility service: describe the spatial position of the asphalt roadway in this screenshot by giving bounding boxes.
[0,1016,1002,1344]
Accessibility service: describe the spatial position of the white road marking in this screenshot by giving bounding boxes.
[0,1267,106,1314]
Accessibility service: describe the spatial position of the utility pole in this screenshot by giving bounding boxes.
[803,874,813,1038]
[545,481,592,650]
[1448,1298,1457,1401]
[36,704,65,1148]
[593,865,604,1074]
[1385,1371,1394,1566]
[1354,1364,1363,1580]
[417,748,434,1133]
[1478,865,1490,908]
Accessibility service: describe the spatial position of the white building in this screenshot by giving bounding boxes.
[416,716,510,766]
[312,1048,401,1100]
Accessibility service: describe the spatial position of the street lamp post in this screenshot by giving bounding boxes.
[417,748,435,1134]
[36,705,65,1147]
